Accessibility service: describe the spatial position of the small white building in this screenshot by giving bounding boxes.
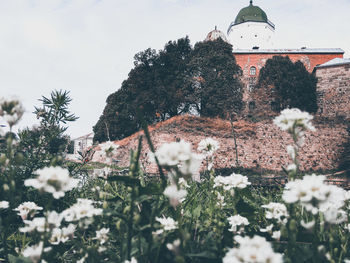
[73,133,94,155]
[227,0,275,49]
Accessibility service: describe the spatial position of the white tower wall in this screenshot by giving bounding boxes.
[228,21,274,49]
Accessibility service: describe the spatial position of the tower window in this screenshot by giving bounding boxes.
[250,66,256,76]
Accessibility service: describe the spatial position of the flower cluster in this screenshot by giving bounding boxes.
[20,211,62,233]
[14,202,43,220]
[223,235,283,263]
[261,202,288,224]
[49,224,76,245]
[24,166,79,199]
[213,173,251,191]
[197,138,219,156]
[94,228,110,245]
[282,174,346,222]
[227,215,249,233]
[163,184,187,208]
[62,198,103,222]
[151,140,202,179]
[0,201,9,209]
[273,108,315,133]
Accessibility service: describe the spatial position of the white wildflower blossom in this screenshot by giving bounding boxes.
[227,215,249,233]
[62,199,103,223]
[323,208,347,224]
[223,235,283,263]
[282,174,346,216]
[24,166,79,199]
[0,201,9,209]
[260,224,273,233]
[197,138,219,156]
[124,257,137,263]
[178,178,189,188]
[286,163,297,172]
[166,239,181,252]
[0,97,24,128]
[151,140,203,179]
[95,228,109,245]
[163,184,187,207]
[261,202,288,223]
[216,192,226,207]
[286,145,296,160]
[273,108,315,133]
[49,224,76,245]
[20,211,62,233]
[272,231,281,240]
[345,190,350,200]
[213,173,251,191]
[300,220,315,230]
[155,216,178,234]
[22,242,43,263]
[14,202,43,220]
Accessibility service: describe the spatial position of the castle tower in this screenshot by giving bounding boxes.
[227,0,275,49]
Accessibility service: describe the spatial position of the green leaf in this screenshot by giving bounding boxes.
[107,175,140,186]
[8,255,32,263]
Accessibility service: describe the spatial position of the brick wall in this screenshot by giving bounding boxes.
[92,116,348,174]
[316,63,350,119]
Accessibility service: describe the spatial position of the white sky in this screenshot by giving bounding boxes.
[0,0,349,138]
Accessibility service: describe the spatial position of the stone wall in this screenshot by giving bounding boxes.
[91,116,348,174]
[316,63,350,119]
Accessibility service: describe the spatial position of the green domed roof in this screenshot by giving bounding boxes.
[234,1,268,24]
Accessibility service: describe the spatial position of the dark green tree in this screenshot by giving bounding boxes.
[258,56,318,112]
[93,37,193,142]
[186,38,244,118]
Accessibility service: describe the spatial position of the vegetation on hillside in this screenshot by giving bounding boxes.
[93,37,244,143]
[258,56,318,113]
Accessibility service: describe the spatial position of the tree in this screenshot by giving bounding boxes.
[258,56,318,113]
[93,37,193,142]
[186,38,243,118]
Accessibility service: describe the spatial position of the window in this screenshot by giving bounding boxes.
[250,66,256,76]
[248,77,256,92]
[249,101,256,110]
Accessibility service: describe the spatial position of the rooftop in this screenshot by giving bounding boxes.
[316,58,350,68]
[232,48,345,54]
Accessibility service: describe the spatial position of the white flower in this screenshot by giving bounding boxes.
[166,239,181,252]
[197,138,219,156]
[213,173,251,191]
[24,166,79,199]
[22,242,43,263]
[62,199,103,222]
[163,184,187,207]
[260,224,273,233]
[49,224,76,245]
[273,108,315,133]
[272,231,281,240]
[227,215,249,233]
[345,190,350,200]
[95,228,109,245]
[151,141,203,179]
[124,257,137,263]
[286,145,296,160]
[20,211,62,233]
[223,235,283,263]
[283,174,346,220]
[300,220,315,230]
[216,192,226,207]
[14,202,43,220]
[0,201,9,209]
[155,216,178,233]
[0,97,24,128]
[100,141,118,157]
[261,202,288,223]
[286,163,297,172]
[323,208,347,224]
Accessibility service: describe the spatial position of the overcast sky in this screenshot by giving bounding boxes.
[1,0,349,138]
